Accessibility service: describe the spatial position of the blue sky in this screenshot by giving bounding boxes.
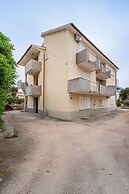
[0,0,129,87]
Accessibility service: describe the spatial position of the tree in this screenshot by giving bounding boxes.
[120,87,129,101]
[6,86,18,104]
[0,32,17,126]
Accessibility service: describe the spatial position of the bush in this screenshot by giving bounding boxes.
[6,94,15,104]
[116,99,122,107]
[15,98,24,104]
[0,32,17,127]
[124,100,129,107]
[16,103,24,110]
[0,118,4,128]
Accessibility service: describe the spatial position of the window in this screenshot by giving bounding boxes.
[89,51,96,62]
[84,97,91,109]
[79,97,83,110]
[99,99,104,107]
[79,44,85,51]
[110,97,114,106]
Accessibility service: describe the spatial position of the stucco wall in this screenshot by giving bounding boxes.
[28,96,33,109]
[38,52,43,110]
[43,28,117,116]
[27,74,33,85]
[44,30,70,112]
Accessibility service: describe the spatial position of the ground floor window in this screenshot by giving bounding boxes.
[79,97,83,110]
[84,97,91,109]
[99,99,104,107]
[110,97,114,106]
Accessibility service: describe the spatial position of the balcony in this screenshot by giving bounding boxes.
[25,85,41,97]
[76,49,99,71]
[96,65,111,80]
[25,59,41,75]
[68,77,116,96]
[100,85,116,96]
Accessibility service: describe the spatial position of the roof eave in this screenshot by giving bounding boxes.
[17,44,46,66]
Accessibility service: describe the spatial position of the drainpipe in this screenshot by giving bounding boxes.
[115,70,117,106]
[24,73,27,112]
[43,53,45,113]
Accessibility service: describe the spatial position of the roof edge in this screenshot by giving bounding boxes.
[41,23,72,38]
[17,44,46,65]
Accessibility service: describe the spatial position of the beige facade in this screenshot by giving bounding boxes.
[18,23,119,120]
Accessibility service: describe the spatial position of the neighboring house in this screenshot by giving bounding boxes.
[16,88,25,99]
[17,23,119,120]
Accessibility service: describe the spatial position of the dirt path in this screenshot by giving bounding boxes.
[0,110,129,194]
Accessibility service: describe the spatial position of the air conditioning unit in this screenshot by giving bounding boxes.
[74,33,81,42]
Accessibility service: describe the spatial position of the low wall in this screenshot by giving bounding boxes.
[46,106,116,121]
[27,107,116,121]
[27,108,46,117]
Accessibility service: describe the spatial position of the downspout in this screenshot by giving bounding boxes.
[43,53,45,113]
[24,73,27,112]
[115,70,117,106]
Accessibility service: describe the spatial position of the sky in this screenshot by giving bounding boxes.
[0,0,129,87]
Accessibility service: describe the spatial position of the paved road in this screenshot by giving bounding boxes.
[0,110,129,194]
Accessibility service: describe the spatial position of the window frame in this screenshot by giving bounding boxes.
[84,97,91,109]
[99,99,104,107]
[79,97,83,110]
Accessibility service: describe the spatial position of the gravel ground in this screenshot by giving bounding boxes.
[0,109,129,194]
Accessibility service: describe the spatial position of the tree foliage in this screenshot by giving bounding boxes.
[0,32,17,126]
[120,87,129,101]
[6,86,19,104]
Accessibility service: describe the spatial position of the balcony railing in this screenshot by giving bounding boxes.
[96,64,111,80]
[25,59,41,75]
[76,49,99,71]
[68,77,116,96]
[25,85,41,97]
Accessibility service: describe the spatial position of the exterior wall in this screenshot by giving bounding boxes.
[66,31,96,83]
[66,30,116,114]
[106,64,116,86]
[106,64,116,106]
[68,106,116,120]
[38,52,43,111]
[44,30,70,112]
[27,74,33,85]
[68,94,108,111]
[25,27,117,120]
[26,52,44,112]
[28,96,33,109]
[45,107,116,121]
[27,75,33,110]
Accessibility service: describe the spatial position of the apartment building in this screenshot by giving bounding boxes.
[17,23,119,120]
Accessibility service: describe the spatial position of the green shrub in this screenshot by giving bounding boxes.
[15,98,24,104]
[116,99,122,107]
[6,94,15,104]
[124,100,129,107]
[0,32,17,126]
